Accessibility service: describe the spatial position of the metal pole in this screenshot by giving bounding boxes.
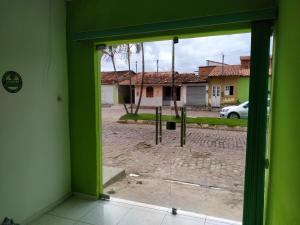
[180,107,184,147]
[184,107,186,145]
[172,37,179,117]
[135,61,138,73]
[221,53,225,76]
[159,106,162,143]
[155,107,158,145]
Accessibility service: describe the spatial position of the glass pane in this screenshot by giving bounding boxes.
[99,33,272,223]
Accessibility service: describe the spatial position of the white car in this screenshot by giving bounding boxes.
[219,100,270,119]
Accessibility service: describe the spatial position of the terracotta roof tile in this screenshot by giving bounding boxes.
[208,65,246,77]
[207,65,271,77]
[101,70,135,85]
[119,72,206,85]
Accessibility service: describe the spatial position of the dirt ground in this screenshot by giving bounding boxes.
[102,105,246,221]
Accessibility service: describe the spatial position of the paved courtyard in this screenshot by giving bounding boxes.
[102,106,246,221]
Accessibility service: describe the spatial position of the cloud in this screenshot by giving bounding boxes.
[101,33,258,73]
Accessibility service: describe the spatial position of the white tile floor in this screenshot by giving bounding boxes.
[29,196,241,225]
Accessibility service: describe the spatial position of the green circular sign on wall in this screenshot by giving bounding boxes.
[2,71,23,93]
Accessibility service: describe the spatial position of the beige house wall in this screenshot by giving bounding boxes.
[208,77,239,106]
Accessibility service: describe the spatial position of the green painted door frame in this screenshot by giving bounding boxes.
[72,8,275,42]
[68,41,102,196]
[71,12,273,224]
[243,20,272,225]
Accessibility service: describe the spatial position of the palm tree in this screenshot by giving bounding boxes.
[126,44,133,113]
[124,44,141,114]
[134,42,145,115]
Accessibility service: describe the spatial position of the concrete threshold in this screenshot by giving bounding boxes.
[103,166,125,188]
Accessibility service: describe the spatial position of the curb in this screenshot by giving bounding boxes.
[118,120,247,132]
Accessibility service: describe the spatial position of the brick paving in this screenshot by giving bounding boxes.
[103,123,246,191]
[102,106,247,220]
[103,121,246,192]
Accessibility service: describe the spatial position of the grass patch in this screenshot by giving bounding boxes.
[120,113,247,127]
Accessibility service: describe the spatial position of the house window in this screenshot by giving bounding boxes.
[225,85,234,96]
[146,86,154,98]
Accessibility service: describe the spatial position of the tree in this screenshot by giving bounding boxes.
[134,42,145,115]
[127,44,133,113]
[172,37,180,118]
[123,44,141,114]
[101,45,129,114]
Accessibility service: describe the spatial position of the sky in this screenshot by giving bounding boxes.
[101,33,259,73]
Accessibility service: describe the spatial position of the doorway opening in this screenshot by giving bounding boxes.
[99,31,272,224]
[163,86,181,106]
[118,85,135,104]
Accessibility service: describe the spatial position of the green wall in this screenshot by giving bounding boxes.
[238,77,251,103]
[238,77,272,103]
[266,0,300,224]
[67,0,275,197]
[0,0,71,222]
[4,0,300,224]
[67,0,274,33]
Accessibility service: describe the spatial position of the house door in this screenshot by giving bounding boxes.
[163,86,172,106]
[212,85,221,107]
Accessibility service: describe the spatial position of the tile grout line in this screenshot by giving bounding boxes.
[77,204,99,224]
[44,213,86,225]
[46,202,96,225]
[159,213,168,225]
[115,205,135,225]
[78,199,134,225]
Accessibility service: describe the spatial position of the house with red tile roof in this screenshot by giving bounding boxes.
[119,72,208,107]
[101,56,271,108]
[198,56,272,107]
[100,70,135,105]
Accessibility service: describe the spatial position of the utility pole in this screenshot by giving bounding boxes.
[135,61,138,73]
[156,59,159,74]
[221,53,225,76]
[172,37,179,118]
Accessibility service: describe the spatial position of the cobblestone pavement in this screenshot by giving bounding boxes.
[102,106,247,220]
